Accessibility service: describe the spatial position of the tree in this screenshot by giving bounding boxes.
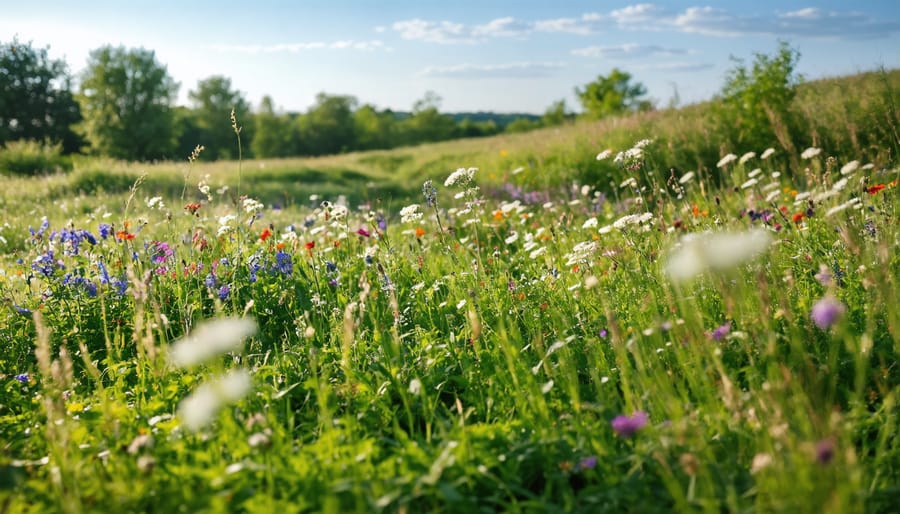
[251,96,293,158]
[78,46,178,161]
[541,99,573,126]
[0,38,83,153]
[353,104,397,150]
[716,41,802,153]
[576,68,648,119]
[294,93,357,156]
[402,91,455,144]
[188,75,251,160]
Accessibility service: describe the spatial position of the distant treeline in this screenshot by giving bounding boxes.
[0,39,572,163]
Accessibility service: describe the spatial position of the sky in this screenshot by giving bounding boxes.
[2,1,899,114]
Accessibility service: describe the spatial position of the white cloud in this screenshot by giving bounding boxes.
[419,61,565,79]
[572,43,685,59]
[392,19,476,44]
[610,3,671,26]
[210,40,387,53]
[473,17,532,38]
[635,61,715,72]
[534,13,605,35]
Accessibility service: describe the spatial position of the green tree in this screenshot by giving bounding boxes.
[402,91,455,144]
[188,75,251,160]
[541,99,573,126]
[0,38,83,153]
[78,46,179,161]
[294,93,357,156]
[576,68,648,119]
[716,41,802,153]
[251,96,293,158]
[353,104,397,150]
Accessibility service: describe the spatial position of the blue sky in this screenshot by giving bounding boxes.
[3,1,899,113]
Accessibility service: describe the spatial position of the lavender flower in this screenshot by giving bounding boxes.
[811,296,845,330]
[710,321,731,341]
[578,456,598,470]
[611,411,648,438]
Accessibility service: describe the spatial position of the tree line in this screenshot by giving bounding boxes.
[1,38,650,162]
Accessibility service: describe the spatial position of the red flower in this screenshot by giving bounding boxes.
[867,183,886,195]
[305,241,315,250]
[184,202,202,214]
[792,212,804,223]
[260,228,272,242]
[116,230,135,241]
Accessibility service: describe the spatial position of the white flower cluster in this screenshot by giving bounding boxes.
[400,204,423,223]
[445,167,477,187]
[217,214,237,237]
[565,241,598,266]
[664,229,772,283]
[801,147,822,160]
[147,196,165,210]
[242,197,264,214]
[717,153,737,168]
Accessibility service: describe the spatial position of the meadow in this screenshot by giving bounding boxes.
[0,70,898,513]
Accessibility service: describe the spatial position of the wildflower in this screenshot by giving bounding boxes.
[810,296,845,330]
[578,456,598,470]
[792,212,804,223]
[801,147,821,160]
[98,223,113,239]
[356,228,371,238]
[678,171,695,184]
[274,251,292,275]
[611,411,648,437]
[218,284,230,301]
[710,321,731,341]
[445,167,477,187]
[178,369,252,431]
[151,241,173,264]
[739,152,756,165]
[147,196,165,210]
[422,180,438,206]
[760,148,775,160]
[116,230,135,241]
[260,228,272,242]
[596,149,613,160]
[717,153,737,168]
[400,204,423,223]
[840,160,859,175]
[741,178,759,189]
[664,229,773,283]
[242,198,264,214]
[168,317,258,368]
[15,373,29,384]
[415,227,425,238]
[750,453,773,474]
[815,437,836,464]
[867,184,886,195]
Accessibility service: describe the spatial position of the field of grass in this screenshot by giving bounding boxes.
[0,70,898,513]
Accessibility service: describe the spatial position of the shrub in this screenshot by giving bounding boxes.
[0,139,70,175]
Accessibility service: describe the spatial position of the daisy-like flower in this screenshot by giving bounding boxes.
[664,229,772,283]
[717,153,738,168]
[178,369,252,431]
[801,147,822,160]
[169,317,258,368]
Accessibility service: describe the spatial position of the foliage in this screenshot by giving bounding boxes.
[0,38,83,153]
[576,68,650,119]
[715,41,803,155]
[542,99,574,126]
[77,46,179,161]
[294,93,358,156]
[251,96,295,158]
[188,75,252,160]
[0,139,69,175]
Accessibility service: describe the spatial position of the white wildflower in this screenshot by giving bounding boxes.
[529,246,547,259]
[760,148,775,160]
[565,241,598,266]
[739,152,756,165]
[242,198,264,214]
[740,178,758,189]
[408,378,422,396]
[748,168,762,178]
[801,147,821,160]
[445,167,477,187]
[634,138,653,149]
[400,204,423,223]
[840,160,859,175]
[664,229,773,283]
[178,369,252,431]
[717,154,737,168]
[147,196,165,210]
[169,317,257,368]
[765,190,781,202]
[456,299,467,310]
[831,177,849,191]
[679,171,695,184]
[619,177,637,188]
[582,217,598,229]
[217,214,238,237]
[504,232,519,245]
[596,149,613,160]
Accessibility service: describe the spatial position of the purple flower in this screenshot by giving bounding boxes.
[578,456,598,470]
[218,284,230,300]
[710,321,731,341]
[611,411,648,438]
[811,296,845,330]
[14,373,29,384]
[815,437,836,464]
[357,228,371,238]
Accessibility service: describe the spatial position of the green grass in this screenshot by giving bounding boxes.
[0,70,898,513]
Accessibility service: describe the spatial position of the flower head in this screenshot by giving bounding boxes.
[178,369,252,431]
[611,411,648,437]
[168,317,258,368]
[810,296,845,330]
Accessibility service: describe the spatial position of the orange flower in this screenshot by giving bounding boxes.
[305,241,315,250]
[116,230,135,241]
[276,242,286,250]
[415,227,425,238]
[867,183,886,195]
[792,212,804,223]
[260,228,272,242]
[493,210,504,220]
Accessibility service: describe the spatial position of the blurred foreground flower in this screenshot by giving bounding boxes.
[810,296,845,330]
[664,229,772,283]
[611,411,648,438]
[178,369,252,431]
[169,317,258,368]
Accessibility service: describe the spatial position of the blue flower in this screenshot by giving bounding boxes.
[218,284,230,300]
[275,251,292,275]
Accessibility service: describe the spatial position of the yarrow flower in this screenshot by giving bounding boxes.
[444,167,477,187]
[611,411,648,437]
[810,296,845,330]
[400,204,423,223]
[739,151,756,165]
[596,149,613,160]
[717,153,737,168]
[760,148,775,160]
[801,147,822,160]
